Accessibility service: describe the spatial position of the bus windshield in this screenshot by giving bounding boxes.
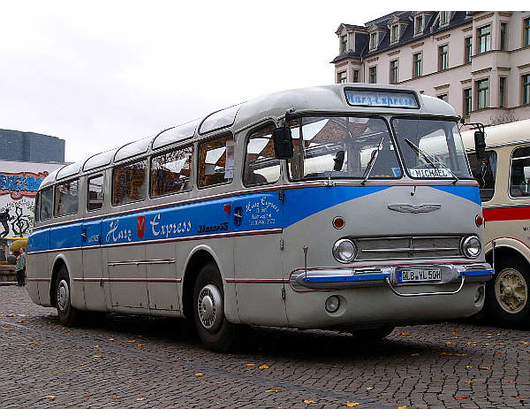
[288,115,401,180]
[392,118,472,180]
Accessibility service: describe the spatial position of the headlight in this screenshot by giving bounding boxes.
[461,235,481,259]
[332,238,357,264]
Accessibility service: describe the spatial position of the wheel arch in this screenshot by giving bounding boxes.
[485,237,530,271]
[49,254,70,307]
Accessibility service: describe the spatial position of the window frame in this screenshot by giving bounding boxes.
[87,174,105,212]
[197,133,235,190]
[476,78,489,110]
[150,143,194,198]
[499,76,507,108]
[523,17,530,48]
[522,73,530,106]
[438,44,449,71]
[414,15,424,35]
[54,178,79,218]
[463,88,472,117]
[477,24,491,54]
[340,35,348,53]
[243,123,281,187]
[509,145,530,199]
[500,21,508,51]
[413,52,423,78]
[337,71,347,84]
[39,187,54,221]
[111,158,148,207]
[369,66,377,83]
[389,60,399,84]
[440,11,450,27]
[468,150,497,203]
[464,36,473,63]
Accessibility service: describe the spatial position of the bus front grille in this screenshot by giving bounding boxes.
[354,235,463,261]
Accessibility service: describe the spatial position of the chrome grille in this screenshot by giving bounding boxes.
[354,236,463,261]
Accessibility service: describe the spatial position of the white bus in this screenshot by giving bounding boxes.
[27,84,493,351]
[463,120,530,327]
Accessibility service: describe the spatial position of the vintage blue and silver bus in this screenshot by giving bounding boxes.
[27,84,493,351]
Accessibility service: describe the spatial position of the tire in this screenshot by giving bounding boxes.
[55,266,81,327]
[351,325,395,340]
[193,262,235,352]
[485,257,530,328]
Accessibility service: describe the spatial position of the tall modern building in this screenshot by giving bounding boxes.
[332,11,530,126]
[0,129,65,164]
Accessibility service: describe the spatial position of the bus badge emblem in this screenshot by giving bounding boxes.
[388,204,441,214]
[137,216,145,239]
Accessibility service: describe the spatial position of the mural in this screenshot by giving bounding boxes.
[0,161,64,238]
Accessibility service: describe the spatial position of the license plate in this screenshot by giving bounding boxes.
[398,268,442,283]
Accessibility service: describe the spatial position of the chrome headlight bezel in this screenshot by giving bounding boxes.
[461,235,482,259]
[332,238,357,264]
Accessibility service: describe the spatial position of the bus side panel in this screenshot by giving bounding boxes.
[82,219,107,312]
[49,222,85,310]
[26,228,50,306]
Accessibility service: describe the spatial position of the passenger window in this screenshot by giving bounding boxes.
[198,135,234,188]
[468,151,497,202]
[151,145,193,197]
[510,147,530,198]
[112,160,147,206]
[40,188,53,221]
[88,175,105,211]
[244,124,280,186]
[54,179,79,217]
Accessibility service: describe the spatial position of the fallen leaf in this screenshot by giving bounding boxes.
[399,332,410,336]
[108,338,116,341]
[410,353,420,357]
[346,401,360,407]
[1,325,11,328]
[509,396,530,399]
[505,380,516,383]
[466,366,474,369]
[455,396,468,400]
[520,341,530,345]
[136,343,146,348]
[464,381,474,384]
[265,389,282,393]
[366,387,373,390]
[127,340,136,343]
[173,365,183,369]
[245,363,256,367]
[194,373,204,378]
[93,354,104,359]
[78,363,85,366]
[397,405,408,409]
[110,395,123,400]
[29,341,39,345]
[441,352,467,357]
[259,364,269,369]
[480,366,491,370]
[5,314,14,318]
[445,341,458,345]
[44,395,56,400]
[94,345,101,348]
[136,398,146,401]
[303,400,317,404]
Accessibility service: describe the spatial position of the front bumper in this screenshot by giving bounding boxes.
[290,262,494,296]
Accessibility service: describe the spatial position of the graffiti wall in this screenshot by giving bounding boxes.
[0,160,64,238]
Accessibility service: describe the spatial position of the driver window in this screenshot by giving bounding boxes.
[244,124,280,186]
[510,147,530,198]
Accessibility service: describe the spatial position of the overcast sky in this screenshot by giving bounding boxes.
[1,1,500,163]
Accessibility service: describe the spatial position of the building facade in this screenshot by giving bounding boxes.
[332,11,530,126]
[0,160,64,240]
[0,128,65,164]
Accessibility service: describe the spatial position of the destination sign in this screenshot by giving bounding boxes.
[345,89,419,109]
[409,168,452,178]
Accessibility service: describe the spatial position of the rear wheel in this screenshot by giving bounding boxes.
[193,262,235,352]
[486,257,530,328]
[55,266,81,327]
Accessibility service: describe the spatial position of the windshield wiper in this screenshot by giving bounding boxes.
[403,138,460,185]
[361,136,385,185]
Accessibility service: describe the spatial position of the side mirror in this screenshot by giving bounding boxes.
[272,126,293,159]
[474,131,487,160]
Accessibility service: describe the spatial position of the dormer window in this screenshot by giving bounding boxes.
[340,35,348,53]
[369,32,379,50]
[414,16,423,34]
[440,11,450,26]
[390,24,399,43]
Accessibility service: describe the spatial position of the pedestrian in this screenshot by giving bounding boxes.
[15,247,26,286]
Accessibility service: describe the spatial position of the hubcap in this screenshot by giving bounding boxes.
[197,284,223,332]
[495,268,528,314]
[57,279,70,312]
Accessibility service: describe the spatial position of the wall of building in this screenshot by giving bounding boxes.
[0,160,64,239]
[0,129,65,163]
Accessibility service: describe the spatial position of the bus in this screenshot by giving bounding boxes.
[463,120,530,327]
[27,84,493,351]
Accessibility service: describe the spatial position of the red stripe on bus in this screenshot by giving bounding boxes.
[483,206,530,222]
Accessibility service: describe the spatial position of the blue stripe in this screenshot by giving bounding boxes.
[28,184,481,253]
[430,186,482,206]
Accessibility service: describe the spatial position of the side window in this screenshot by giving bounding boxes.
[468,151,497,202]
[510,147,530,198]
[244,124,281,186]
[198,135,234,188]
[40,188,53,221]
[54,179,79,217]
[112,160,147,206]
[151,145,193,197]
[88,175,105,211]
[34,191,41,222]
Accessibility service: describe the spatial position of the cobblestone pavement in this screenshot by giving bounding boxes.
[1,285,529,409]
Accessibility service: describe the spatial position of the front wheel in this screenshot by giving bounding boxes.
[485,258,530,328]
[193,263,235,352]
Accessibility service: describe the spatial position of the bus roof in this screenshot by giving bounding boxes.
[461,119,530,151]
[40,84,458,188]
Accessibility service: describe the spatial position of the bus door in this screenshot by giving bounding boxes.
[81,218,107,311]
[232,191,287,325]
